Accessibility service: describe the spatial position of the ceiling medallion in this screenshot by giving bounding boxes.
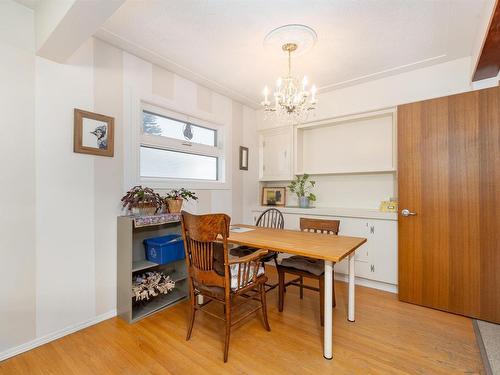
[261,25,318,124]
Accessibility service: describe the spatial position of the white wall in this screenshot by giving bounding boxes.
[35,39,97,337]
[0,0,36,353]
[0,0,253,359]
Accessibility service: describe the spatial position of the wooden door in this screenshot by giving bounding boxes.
[398,86,500,323]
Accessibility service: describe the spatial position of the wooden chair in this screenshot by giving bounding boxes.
[181,211,271,362]
[277,217,340,326]
[230,208,284,292]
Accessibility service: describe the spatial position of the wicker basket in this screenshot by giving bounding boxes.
[166,199,183,213]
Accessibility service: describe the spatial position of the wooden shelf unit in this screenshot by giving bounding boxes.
[117,216,188,323]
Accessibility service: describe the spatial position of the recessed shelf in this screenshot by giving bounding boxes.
[294,109,396,176]
[131,284,188,322]
[132,259,159,272]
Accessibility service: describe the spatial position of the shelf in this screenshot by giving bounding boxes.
[131,286,187,322]
[293,169,396,176]
[252,206,398,221]
[132,260,159,272]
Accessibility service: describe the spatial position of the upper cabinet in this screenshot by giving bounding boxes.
[259,126,293,181]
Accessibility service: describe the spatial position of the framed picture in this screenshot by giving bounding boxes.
[74,108,114,157]
[239,146,248,170]
[262,187,286,206]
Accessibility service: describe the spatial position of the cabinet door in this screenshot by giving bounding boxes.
[335,218,371,279]
[259,127,293,181]
[368,219,398,285]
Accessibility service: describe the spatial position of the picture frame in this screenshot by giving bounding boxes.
[239,146,248,170]
[74,108,114,157]
[261,187,286,206]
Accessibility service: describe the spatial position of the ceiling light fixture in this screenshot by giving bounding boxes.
[261,25,318,124]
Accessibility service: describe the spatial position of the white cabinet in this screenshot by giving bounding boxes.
[250,209,398,287]
[258,126,293,181]
[334,218,397,285]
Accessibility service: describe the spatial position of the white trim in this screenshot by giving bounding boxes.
[0,309,116,362]
[295,107,397,130]
[334,272,398,294]
[318,55,447,92]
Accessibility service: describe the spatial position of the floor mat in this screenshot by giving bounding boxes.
[473,320,500,375]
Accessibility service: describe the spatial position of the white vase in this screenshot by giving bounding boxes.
[299,196,310,208]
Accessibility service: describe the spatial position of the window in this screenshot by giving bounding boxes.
[143,111,216,147]
[140,146,218,180]
[139,104,223,182]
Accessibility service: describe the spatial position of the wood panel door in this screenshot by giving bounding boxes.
[398,86,500,323]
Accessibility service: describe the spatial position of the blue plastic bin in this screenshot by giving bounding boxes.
[143,234,185,264]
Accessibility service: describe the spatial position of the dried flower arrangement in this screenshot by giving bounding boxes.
[121,186,163,216]
[163,188,198,213]
[132,271,175,302]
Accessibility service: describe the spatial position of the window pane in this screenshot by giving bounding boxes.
[140,146,217,180]
[143,111,216,146]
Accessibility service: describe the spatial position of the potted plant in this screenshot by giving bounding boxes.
[121,186,162,216]
[164,188,198,213]
[288,174,317,208]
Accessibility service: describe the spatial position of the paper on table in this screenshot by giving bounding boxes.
[230,226,255,233]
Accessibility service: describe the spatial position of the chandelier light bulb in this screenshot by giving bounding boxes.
[302,76,308,90]
[263,86,269,103]
[311,84,317,102]
[276,77,282,88]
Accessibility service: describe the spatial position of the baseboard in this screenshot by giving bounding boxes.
[334,273,398,294]
[0,309,116,362]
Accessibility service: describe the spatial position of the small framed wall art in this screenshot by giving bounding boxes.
[239,146,249,170]
[74,108,114,157]
[262,187,286,206]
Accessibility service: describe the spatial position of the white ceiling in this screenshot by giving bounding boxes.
[97,0,488,107]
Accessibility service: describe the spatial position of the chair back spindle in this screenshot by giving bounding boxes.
[256,208,284,229]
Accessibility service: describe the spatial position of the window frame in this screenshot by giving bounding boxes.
[131,101,229,190]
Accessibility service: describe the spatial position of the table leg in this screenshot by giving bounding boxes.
[324,260,333,360]
[348,253,355,322]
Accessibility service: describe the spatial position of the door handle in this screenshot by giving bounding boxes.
[401,208,417,217]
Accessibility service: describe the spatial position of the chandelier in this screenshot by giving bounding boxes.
[261,42,317,123]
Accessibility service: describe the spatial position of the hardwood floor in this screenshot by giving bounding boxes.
[0,268,483,374]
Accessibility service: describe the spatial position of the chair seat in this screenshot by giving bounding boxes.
[229,261,264,291]
[280,256,325,276]
[231,246,277,263]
